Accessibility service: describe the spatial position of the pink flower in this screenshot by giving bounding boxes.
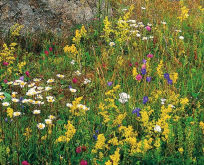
[147,54,154,58]
[76,146,81,153]
[80,160,88,165]
[44,50,49,55]
[129,62,133,67]
[49,47,53,51]
[142,64,146,69]
[4,79,8,83]
[136,74,142,81]
[146,26,151,31]
[3,62,9,66]
[72,78,78,84]
[25,71,30,77]
[22,161,29,165]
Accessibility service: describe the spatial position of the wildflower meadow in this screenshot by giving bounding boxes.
[0,0,204,164]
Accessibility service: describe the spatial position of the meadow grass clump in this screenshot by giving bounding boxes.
[0,0,204,164]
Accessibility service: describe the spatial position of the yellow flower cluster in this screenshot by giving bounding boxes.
[110,148,120,165]
[72,25,87,45]
[108,137,119,146]
[132,67,138,80]
[17,61,26,74]
[7,107,14,118]
[199,122,204,134]
[156,60,163,78]
[56,120,76,143]
[101,16,114,43]
[63,44,78,55]
[10,23,24,37]
[177,6,189,21]
[70,97,84,116]
[180,97,189,106]
[92,134,106,153]
[0,43,16,64]
[171,72,178,83]
[23,128,32,141]
[113,113,126,126]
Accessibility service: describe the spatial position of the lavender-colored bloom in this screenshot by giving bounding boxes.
[93,134,97,140]
[132,108,141,117]
[164,73,170,79]
[19,76,24,81]
[146,77,151,82]
[69,85,72,89]
[143,96,149,104]
[10,119,13,122]
[107,82,113,86]
[167,79,173,85]
[118,124,121,127]
[95,130,99,134]
[142,59,147,64]
[21,105,24,109]
[5,118,8,122]
[141,68,146,75]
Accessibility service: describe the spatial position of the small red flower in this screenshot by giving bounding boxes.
[102,63,106,68]
[135,62,139,67]
[22,161,29,165]
[25,71,30,77]
[129,62,133,67]
[76,146,81,153]
[72,78,78,84]
[80,160,88,165]
[49,47,53,51]
[44,50,49,56]
[3,62,9,66]
[4,79,8,83]
[14,54,17,58]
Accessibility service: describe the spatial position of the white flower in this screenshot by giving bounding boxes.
[77,104,85,109]
[122,8,128,11]
[168,104,175,108]
[161,21,167,25]
[161,101,165,105]
[0,92,4,95]
[84,78,91,84]
[118,92,130,104]
[28,83,35,88]
[22,99,28,103]
[48,115,56,120]
[28,99,34,104]
[33,101,41,105]
[7,81,13,85]
[12,98,19,103]
[33,78,41,82]
[45,119,52,125]
[179,36,184,40]
[136,33,141,37]
[141,7,146,10]
[36,94,43,100]
[70,60,75,65]
[13,112,21,117]
[147,23,152,26]
[66,103,73,108]
[13,82,19,86]
[139,24,145,28]
[46,96,54,100]
[109,42,115,46]
[161,98,166,102]
[20,82,27,88]
[47,79,55,83]
[175,30,182,32]
[33,110,41,114]
[142,37,148,40]
[130,24,138,28]
[154,125,161,132]
[56,74,65,78]
[37,123,45,129]
[0,95,5,100]
[15,80,22,83]
[47,99,55,103]
[2,102,10,106]
[127,20,136,23]
[138,22,143,25]
[149,36,154,39]
[83,106,90,111]
[45,87,52,91]
[70,88,77,93]
[75,70,81,76]
[37,87,44,90]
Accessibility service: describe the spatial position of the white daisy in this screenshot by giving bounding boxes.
[2,102,10,106]
[75,70,82,76]
[33,110,41,114]
[109,42,115,47]
[154,125,161,132]
[45,119,52,125]
[70,88,77,93]
[37,123,45,129]
[66,103,73,108]
[13,112,21,117]
[47,79,55,83]
[179,36,184,40]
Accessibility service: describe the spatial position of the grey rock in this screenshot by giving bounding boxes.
[0,0,112,37]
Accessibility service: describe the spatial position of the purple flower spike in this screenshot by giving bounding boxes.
[142,59,147,64]
[107,82,113,86]
[146,77,151,82]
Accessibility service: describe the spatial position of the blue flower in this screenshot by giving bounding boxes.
[164,73,170,79]
[5,118,8,122]
[167,79,173,85]
[107,82,113,86]
[132,108,141,117]
[146,77,151,82]
[69,85,72,89]
[142,59,147,64]
[95,130,99,134]
[143,96,149,104]
[93,134,97,140]
[141,68,146,75]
